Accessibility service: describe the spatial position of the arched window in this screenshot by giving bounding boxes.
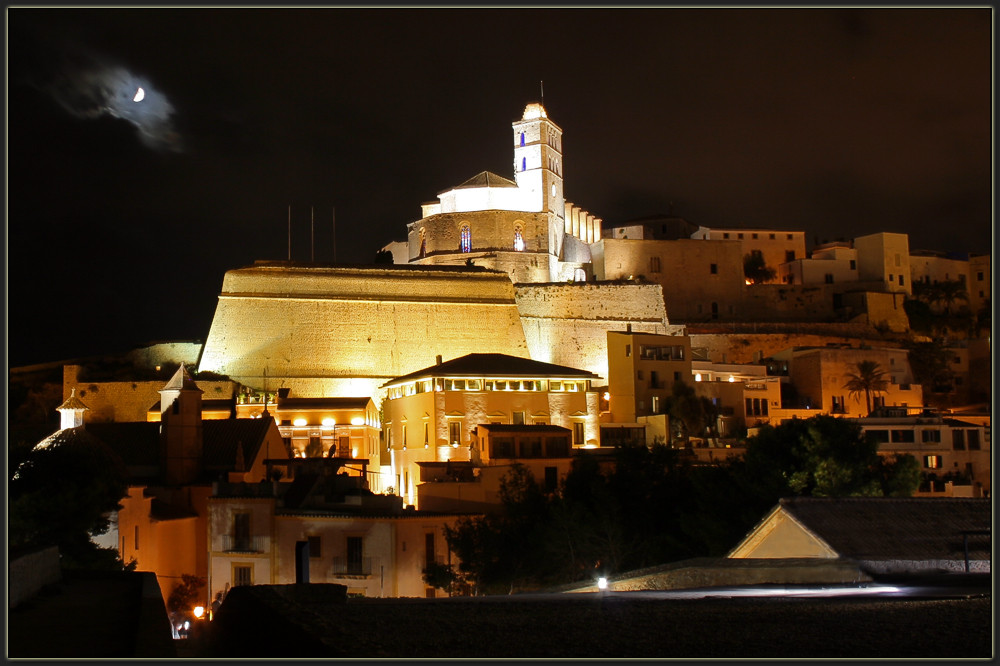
[460,225,471,253]
[513,225,525,252]
[520,132,525,147]
[418,228,426,258]
[521,157,526,172]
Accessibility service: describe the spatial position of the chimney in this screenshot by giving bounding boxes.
[436,355,443,365]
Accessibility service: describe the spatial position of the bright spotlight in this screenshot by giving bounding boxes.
[597,577,608,590]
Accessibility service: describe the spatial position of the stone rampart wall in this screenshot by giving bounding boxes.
[687,330,898,365]
[199,266,530,396]
[514,283,668,322]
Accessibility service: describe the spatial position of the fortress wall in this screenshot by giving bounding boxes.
[63,367,236,423]
[199,266,530,397]
[687,332,902,365]
[514,283,669,322]
[516,283,671,381]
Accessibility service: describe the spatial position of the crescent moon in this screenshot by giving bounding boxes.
[133,87,145,102]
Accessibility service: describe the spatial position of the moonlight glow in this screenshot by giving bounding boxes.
[133,87,145,102]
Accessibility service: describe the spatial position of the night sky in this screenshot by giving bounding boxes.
[7,8,993,367]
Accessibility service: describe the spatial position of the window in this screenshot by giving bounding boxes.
[785,250,795,262]
[513,411,526,425]
[832,396,845,413]
[423,422,429,446]
[460,225,471,253]
[952,430,965,450]
[824,273,834,284]
[899,275,905,286]
[710,264,718,274]
[449,421,461,446]
[652,395,661,413]
[402,425,407,449]
[625,344,631,358]
[520,132,525,147]
[346,536,364,574]
[850,260,856,270]
[977,271,984,281]
[769,233,775,240]
[711,302,719,319]
[492,438,515,458]
[521,157,526,172]
[514,226,525,251]
[544,467,558,493]
[234,512,251,551]
[573,422,585,446]
[968,430,980,450]
[752,233,758,240]
[425,532,436,568]
[923,455,943,469]
[737,233,744,239]
[891,430,915,443]
[786,234,793,240]
[135,525,139,550]
[308,536,322,558]
[868,430,889,443]
[921,429,941,443]
[723,233,730,239]
[650,256,661,272]
[233,565,252,587]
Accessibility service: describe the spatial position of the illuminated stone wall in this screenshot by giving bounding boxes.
[515,282,672,382]
[198,264,531,397]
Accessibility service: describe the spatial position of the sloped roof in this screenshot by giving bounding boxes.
[478,424,572,434]
[57,389,90,412]
[383,353,599,387]
[778,497,991,561]
[161,363,201,392]
[202,419,276,470]
[452,171,518,190]
[277,397,372,410]
[83,418,280,481]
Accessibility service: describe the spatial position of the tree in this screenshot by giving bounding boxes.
[374,248,394,265]
[743,251,776,285]
[906,340,955,394]
[663,380,717,447]
[10,429,130,570]
[740,415,919,499]
[932,279,969,316]
[843,360,889,415]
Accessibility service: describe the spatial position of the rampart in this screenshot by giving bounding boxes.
[515,282,671,381]
[198,264,531,397]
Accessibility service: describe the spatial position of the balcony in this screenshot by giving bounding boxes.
[220,535,268,553]
[330,556,376,577]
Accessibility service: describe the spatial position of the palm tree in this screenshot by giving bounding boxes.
[933,279,969,316]
[843,360,889,416]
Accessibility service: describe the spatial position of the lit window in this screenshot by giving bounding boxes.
[514,226,525,251]
[460,225,471,253]
[520,132,525,147]
[522,157,526,172]
[923,455,942,469]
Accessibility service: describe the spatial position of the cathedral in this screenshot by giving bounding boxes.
[402,103,604,284]
[198,103,673,399]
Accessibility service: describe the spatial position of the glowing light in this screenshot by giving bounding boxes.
[321,417,336,427]
[193,606,205,619]
[695,373,702,382]
[293,418,308,427]
[133,87,145,102]
[603,392,610,401]
[351,417,365,426]
[728,375,736,383]
[597,577,608,590]
[352,447,358,458]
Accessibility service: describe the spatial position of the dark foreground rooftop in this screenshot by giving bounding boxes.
[195,582,990,659]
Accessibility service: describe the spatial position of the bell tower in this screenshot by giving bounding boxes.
[512,103,564,218]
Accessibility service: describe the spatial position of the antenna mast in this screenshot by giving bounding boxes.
[540,80,544,107]
[332,206,337,264]
[287,205,291,261]
[310,206,315,262]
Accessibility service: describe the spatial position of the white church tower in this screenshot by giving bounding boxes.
[512,103,565,219]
